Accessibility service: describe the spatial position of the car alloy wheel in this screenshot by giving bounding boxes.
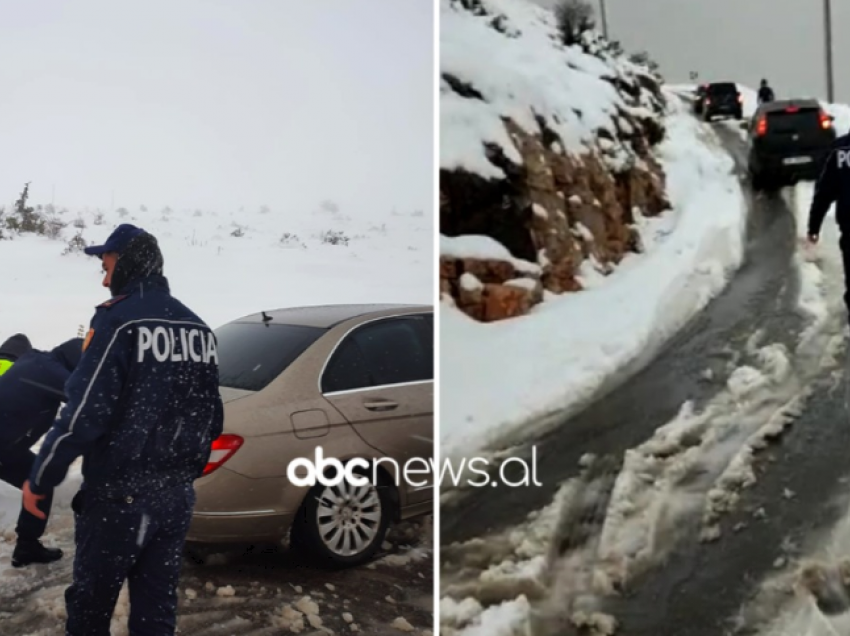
[293,464,394,567]
[316,479,383,557]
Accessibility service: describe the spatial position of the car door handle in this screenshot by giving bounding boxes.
[363,400,398,412]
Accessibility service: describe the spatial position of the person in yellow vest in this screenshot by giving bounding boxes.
[0,334,32,376]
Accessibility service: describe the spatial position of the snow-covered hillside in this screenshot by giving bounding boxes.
[440,0,747,463]
[0,198,432,347]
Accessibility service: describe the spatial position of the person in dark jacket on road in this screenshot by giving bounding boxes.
[807,133,850,322]
[758,78,775,105]
[23,223,224,636]
[0,337,83,566]
[0,333,32,376]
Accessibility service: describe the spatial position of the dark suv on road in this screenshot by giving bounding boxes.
[702,82,743,121]
[746,99,836,191]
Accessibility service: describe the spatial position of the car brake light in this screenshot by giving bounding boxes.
[820,111,832,129]
[203,434,244,476]
[737,95,743,103]
[756,116,767,135]
[785,106,799,113]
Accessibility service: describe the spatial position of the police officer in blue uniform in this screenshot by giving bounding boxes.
[23,224,224,636]
[0,337,83,567]
[807,132,850,323]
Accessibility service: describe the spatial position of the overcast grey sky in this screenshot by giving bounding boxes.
[0,0,433,215]
[536,0,850,103]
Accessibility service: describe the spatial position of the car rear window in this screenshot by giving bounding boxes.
[214,322,325,391]
[708,83,737,95]
[766,109,822,132]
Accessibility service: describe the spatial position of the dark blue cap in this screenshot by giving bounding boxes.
[83,223,147,256]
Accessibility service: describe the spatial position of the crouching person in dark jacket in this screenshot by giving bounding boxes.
[0,333,33,376]
[23,224,224,636]
[0,337,83,566]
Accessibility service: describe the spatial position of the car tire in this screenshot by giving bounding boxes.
[292,465,394,568]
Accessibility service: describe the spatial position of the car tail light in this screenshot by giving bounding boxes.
[737,95,743,103]
[203,434,244,476]
[820,111,832,129]
[705,97,711,105]
[756,116,768,136]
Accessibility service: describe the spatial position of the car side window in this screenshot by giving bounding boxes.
[321,316,430,393]
[321,336,372,394]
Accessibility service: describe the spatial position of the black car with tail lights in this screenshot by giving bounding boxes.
[702,82,744,121]
[746,99,836,191]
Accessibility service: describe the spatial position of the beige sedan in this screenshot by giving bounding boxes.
[187,303,433,566]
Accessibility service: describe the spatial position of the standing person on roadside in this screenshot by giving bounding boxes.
[22,223,224,635]
[0,333,32,376]
[807,133,850,323]
[758,78,775,105]
[0,337,83,567]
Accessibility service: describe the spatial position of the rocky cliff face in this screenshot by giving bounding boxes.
[440,0,672,322]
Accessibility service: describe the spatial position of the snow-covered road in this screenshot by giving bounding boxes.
[0,501,434,635]
[440,125,850,636]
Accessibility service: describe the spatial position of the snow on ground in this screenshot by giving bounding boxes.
[441,88,747,462]
[0,203,432,348]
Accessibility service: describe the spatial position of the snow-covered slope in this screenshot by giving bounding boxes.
[439,0,747,464]
[0,200,432,347]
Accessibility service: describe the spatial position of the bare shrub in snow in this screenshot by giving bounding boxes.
[319,229,350,246]
[73,215,87,230]
[44,214,67,240]
[231,225,246,238]
[63,232,88,255]
[280,232,306,249]
[6,182,47,236]
[93,211,106,225]
[411,209,425,217]
[629,50,661,75]
[554,0,595,47]
[193,210,203,217]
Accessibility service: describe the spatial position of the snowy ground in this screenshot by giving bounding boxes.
[439,176,847,636]
[441,87,748,464]
[0,201,434,634]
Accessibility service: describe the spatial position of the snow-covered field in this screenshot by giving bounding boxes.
[0,201,433,633]
[0,203,432,347]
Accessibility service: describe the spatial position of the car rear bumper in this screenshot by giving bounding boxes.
[752,150,830,180]
[706,103,741,115]
[188,467,305,543]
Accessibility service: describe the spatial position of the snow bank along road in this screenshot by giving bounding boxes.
[440,123,850,635]
[0,513,434,635]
